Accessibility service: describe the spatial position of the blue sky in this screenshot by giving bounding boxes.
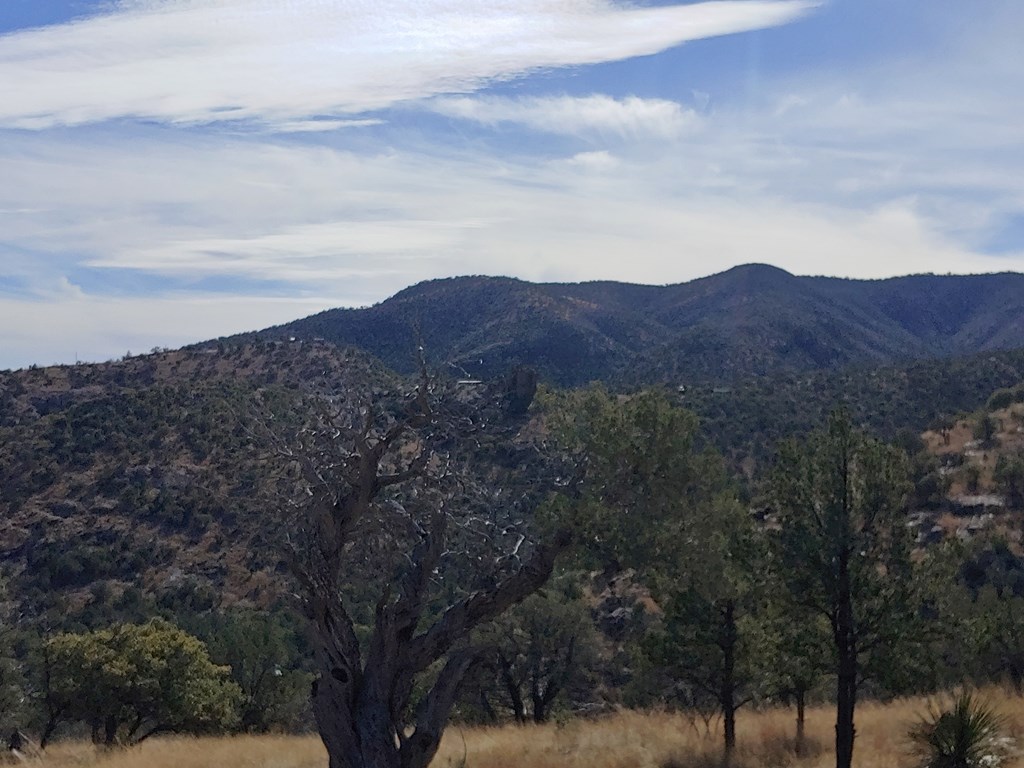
[1,0,1022,369]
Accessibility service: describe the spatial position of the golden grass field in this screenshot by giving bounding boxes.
[23,690,1024,768]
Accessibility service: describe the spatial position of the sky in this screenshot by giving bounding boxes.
[1,0,1022,370]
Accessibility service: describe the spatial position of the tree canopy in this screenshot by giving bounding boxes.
[770,410,917,768]
[42,619,240,746]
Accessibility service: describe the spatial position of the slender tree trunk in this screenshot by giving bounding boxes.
[836,661,857,768]
[723,706,737,766]
[39,718,58,751]
[795,689,806,757]
[1008,660,1024,694]
[479,691,498,723]
[532,636,575,725]
[39,644,60,751]
[531,672,559,725]
[498,654,526,724]
[835,555,857,768]
[720,599,738,764]
[531,673,547,724]
[103,715,118,747]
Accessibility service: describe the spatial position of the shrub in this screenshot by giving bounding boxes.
[44,619,241,746]
[909,691,1010,768]
[987,385,1024,412]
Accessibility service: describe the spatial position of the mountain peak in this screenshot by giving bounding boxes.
[716,263,795,285]
[724,263,793,277]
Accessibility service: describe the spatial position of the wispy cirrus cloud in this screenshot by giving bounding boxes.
[427,94,699,141]
[0,0,816,129]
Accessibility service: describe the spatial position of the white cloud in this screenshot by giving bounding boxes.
[0,0,816,128]
[1,118,1020,370]
[2,124,1018,304]
[87,219,488,282]
[3,159,1019,370]
[274,118,385,133]
[562,150,622,172]
[428,95,698,140]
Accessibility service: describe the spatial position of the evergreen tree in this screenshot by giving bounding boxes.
[549,385,755,760]
[0,577,27,734]
[474,574,600,724]
[770,410,915,768]
[756,588,831,755]
[194,608,313,733]
[644,498,761,761]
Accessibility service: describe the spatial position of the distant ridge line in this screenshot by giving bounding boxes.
[215,265,1024,386]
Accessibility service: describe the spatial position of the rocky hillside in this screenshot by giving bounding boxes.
[0,341,397,626]
[0,340,559,630]
[905,384,1024,545]
[5,335,1024,630]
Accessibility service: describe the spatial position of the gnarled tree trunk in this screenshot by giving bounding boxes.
[308,531,569,768]
[272,371,571,768]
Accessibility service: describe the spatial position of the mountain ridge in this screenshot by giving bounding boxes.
[221,265,1024,385]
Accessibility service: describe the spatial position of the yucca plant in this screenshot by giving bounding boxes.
[909,692,1009,768]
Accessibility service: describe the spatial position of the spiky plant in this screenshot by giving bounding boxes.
[909,692,1009,768]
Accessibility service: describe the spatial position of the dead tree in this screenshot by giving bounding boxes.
[259,368,571,768]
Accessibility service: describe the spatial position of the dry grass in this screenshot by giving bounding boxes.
[19,734,327,768]
[431,694,1024,768]
[22,690,1024,768]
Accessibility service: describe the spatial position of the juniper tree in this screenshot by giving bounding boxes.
[260,369,572,768]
